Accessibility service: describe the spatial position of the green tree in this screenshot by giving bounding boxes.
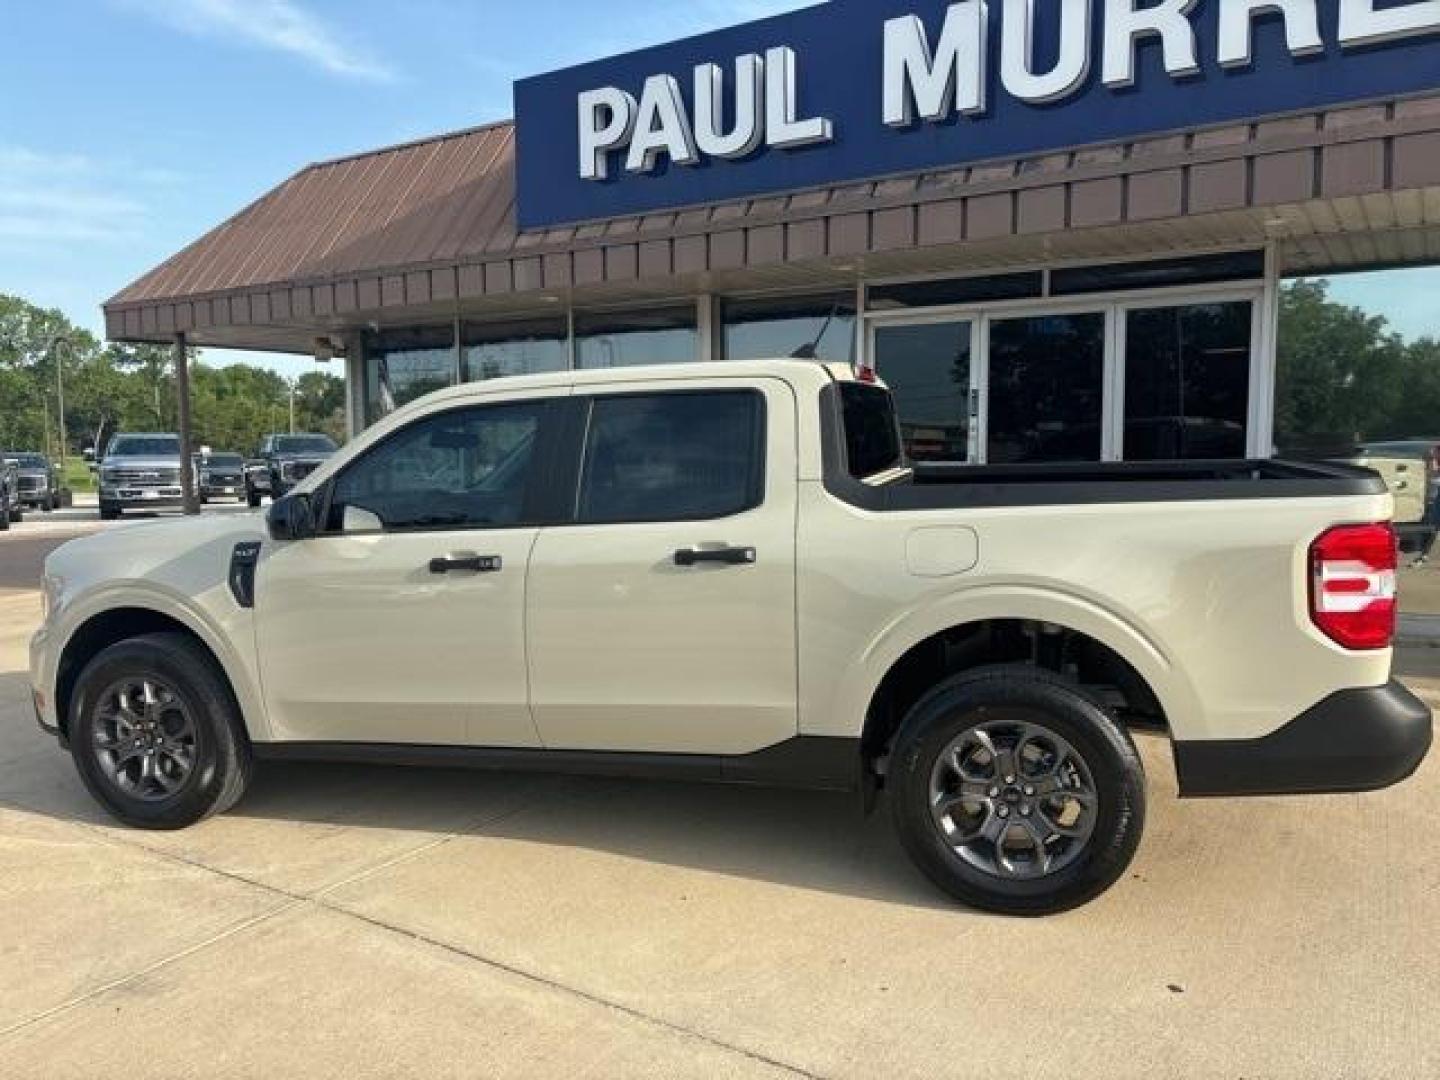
[1,292,347,459]
[1274,279,1409,453]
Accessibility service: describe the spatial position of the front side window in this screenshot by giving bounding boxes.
[327,402,544,532]
[577,392,763,523]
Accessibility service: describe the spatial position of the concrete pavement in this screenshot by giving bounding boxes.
[0,570,1437,1076]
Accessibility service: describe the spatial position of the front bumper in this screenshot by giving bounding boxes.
[100,485,183,508]
[1174,680,1432,796]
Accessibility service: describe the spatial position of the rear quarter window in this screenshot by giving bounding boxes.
[841,383,903,479]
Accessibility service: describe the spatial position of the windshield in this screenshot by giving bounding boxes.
[201,453,244,467]
[108,436,180,457]
[3,453,46,468]
[274,435,336,454]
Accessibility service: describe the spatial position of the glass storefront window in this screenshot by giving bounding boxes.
[987,312,1106,463]
[462,318,568,382]
[873,320,974,463]
[1124,302,1252,460]
[721,293,856,363]
[364,326,455,424]
[574,306,697,369]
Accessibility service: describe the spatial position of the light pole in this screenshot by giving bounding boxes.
[45,334,70,469]
[288,377,297,434]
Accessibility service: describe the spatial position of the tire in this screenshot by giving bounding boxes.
[68,632,253,829]
[9,504,21,523]
[41,494,54,512]
[888,666,1145,915]
[246,486,261,508]
[99,501,120,521]
[0,500,8,531]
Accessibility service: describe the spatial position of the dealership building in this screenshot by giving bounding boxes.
[105,0,1440,465]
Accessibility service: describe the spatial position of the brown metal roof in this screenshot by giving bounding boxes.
[105,94,1440,349]
[109,120,519,306]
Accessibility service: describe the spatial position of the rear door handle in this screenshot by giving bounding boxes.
[429,552,502,574]
[673,545,756,567]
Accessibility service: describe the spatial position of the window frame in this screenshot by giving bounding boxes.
[568,388,769,526]
[313,397,567,537]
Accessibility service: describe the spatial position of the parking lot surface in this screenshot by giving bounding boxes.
[1,519,1438,1078]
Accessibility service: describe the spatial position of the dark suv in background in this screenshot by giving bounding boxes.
[245,433,337,507]
[2,451,59,511]
[0,459,18,529]
[194,452,247,503]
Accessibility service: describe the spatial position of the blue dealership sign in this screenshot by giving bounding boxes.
[514,0,1440,230]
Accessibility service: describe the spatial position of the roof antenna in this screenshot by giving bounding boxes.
[789,299,841,360]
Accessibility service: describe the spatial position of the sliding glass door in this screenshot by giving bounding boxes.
[872,319,976,463]
[867,287,1261,465]
[986,312,1106,464]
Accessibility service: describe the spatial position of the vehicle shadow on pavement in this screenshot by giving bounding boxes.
[241,761,954,910]
[0,686,952,909]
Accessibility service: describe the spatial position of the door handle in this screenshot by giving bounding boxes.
[673,545,756,567]
[429,552,502,574]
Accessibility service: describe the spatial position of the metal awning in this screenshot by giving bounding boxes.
[104,94,1440,352]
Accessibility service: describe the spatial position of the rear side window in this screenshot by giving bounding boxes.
[841,383,903,478]
[577,391,764,523]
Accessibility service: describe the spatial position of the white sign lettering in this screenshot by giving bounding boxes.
[1000,0,1092,104]
[576,0,1440,180]
[1339,0,1440,47]
[1100,0,1199,88]
[883,2,988,127]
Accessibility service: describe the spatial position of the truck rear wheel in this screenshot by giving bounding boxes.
[888,666,1145,915]
[68,633,253,829]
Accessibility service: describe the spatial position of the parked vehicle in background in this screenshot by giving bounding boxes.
[193,452,246,503]
[97,433,183,520]
[245,433,338,507]
[0,459,17,529]
[1360,439,1440,559]
[29,360,1431,914]
[2,451,61,511]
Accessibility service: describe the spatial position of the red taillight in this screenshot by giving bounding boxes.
[1309,523,1397,650]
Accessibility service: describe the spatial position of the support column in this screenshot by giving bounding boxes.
[343,333,367,441]
[174,332,199,516]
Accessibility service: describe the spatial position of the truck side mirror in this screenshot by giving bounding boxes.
[267,492,316,541]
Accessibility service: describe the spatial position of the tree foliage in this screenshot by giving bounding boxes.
[1275,279,1440,453]
[0,293,345,456]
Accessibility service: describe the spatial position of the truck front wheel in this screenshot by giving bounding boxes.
[68,633,253,829]
[888,667,1145,915]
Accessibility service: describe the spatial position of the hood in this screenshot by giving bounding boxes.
[44,511,268,608]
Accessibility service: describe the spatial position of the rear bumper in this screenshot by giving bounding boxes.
[1174,680,1432,796]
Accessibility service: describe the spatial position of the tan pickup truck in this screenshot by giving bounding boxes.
[27,361,1432,914]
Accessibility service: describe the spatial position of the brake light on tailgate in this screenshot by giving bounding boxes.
[1309,523,1397,650]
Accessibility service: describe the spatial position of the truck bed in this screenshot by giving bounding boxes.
[848,459,1387,510]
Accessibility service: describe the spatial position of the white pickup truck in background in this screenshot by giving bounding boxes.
[27,360,1432,913]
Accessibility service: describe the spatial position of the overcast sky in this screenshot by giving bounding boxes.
[3,0,1437,380]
